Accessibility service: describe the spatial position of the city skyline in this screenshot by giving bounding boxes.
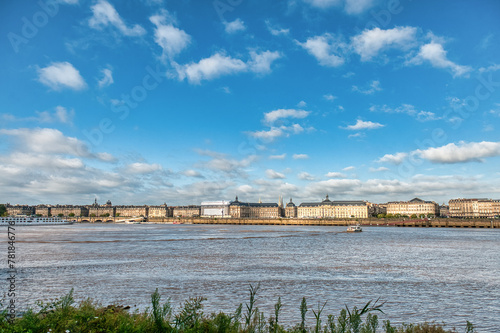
[1,0,500,205]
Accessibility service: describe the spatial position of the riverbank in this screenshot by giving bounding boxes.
[145,217,500,228]
[1,288,475,333]
[72,216,500,228]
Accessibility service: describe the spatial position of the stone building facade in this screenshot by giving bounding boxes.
[35,206,51,217]
[51,205,89,217]
[386,198,439,217]
[5,204,34,216]
[89,207,115,217]
[285,198,298,218]
[115,206,148,217]
[173,205,201,217]
[449,198,500,218]
[297,195,369,219]
[228,197,282,218]
[148,204,169,218]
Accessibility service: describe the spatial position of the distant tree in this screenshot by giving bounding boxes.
[116,213,120,217]
[386,213,394,219]
[377,213,386,218]
[0,204,6,217]
[69,213,75,217]
[411,214,418,219]
[48,213,52,217]
[58,213,64,217]
[36,214,42,217]
[427,214,435,218]
[90,213,96,217]
[419,214,426,218]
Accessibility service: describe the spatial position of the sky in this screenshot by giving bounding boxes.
[1,0,500,206]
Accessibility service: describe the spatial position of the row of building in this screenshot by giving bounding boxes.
[3,197,500,219]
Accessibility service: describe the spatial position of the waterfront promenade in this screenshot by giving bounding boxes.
[74,216,500,228]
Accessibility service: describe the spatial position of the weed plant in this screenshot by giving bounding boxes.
[0,286,475,333]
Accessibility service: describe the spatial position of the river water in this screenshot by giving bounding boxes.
[3,224,499,331]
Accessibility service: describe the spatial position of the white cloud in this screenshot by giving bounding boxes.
[298,172,315,181]
[124,162,162,174]
[265,20,290,36]
[183,170,204,178]
[303,0,375,13]
[264,109,310,124]
[223,18,246,34]
[416,141,500,164]
[0,128,113,162]
[195,150,257,178]
[248,50,282,74]
[352,80,382,94]
[408,41,471,77]
[247,127,284,141]
[323,94,337,101]
[37,62,87,91]
[343,119,384,130]
[344,0,375,14]
[98,68,113,88]
[352,26,418,61]
[269,153,286,160]
[176,50,280,84]
[325,172,347,178]
[247,124,305,142]
[303,0,342,9]
[89,0,146,36]
[479,64,500,73]
[266,169,286,179]
[348,132,365,139]
[377,152,408,165]
[369,167,389,172]
[298,33,346,67]
[293,154,309,159]
[2,106,75,125]
[150,11,191,60]
[343,166,355,171]
[176,53,247,84]
[370,104,440,121]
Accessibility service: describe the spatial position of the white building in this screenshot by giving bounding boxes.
[201,201,231,217]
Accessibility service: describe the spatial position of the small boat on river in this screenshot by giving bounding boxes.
[347,224,362,232]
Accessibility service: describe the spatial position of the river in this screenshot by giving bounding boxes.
[3,224,499,331]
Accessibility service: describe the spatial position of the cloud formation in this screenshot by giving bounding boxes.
[176,50,281,84]
[343,119,384,130]
[416,141,500,163]
[223,18,246,34]
[37,62,87,91]
[408,41,471,77]
[150,11,191,60]
[352,26,417,61]
[298,33,346,67]
[89,0,146,36]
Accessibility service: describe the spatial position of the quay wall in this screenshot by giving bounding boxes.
[73,216,500,228]
[144,217,500,228]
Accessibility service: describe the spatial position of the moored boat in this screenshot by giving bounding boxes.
[347,224,362,232]
[0,215,74,226]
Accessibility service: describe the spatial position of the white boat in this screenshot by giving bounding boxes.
[0,215,74,226]
[347,224,362,232]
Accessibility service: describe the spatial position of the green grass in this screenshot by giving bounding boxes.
[0,286,476,333]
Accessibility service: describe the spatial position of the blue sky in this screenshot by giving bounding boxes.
[1,0,500,205]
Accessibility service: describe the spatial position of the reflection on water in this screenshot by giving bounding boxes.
[3,224,499,331]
